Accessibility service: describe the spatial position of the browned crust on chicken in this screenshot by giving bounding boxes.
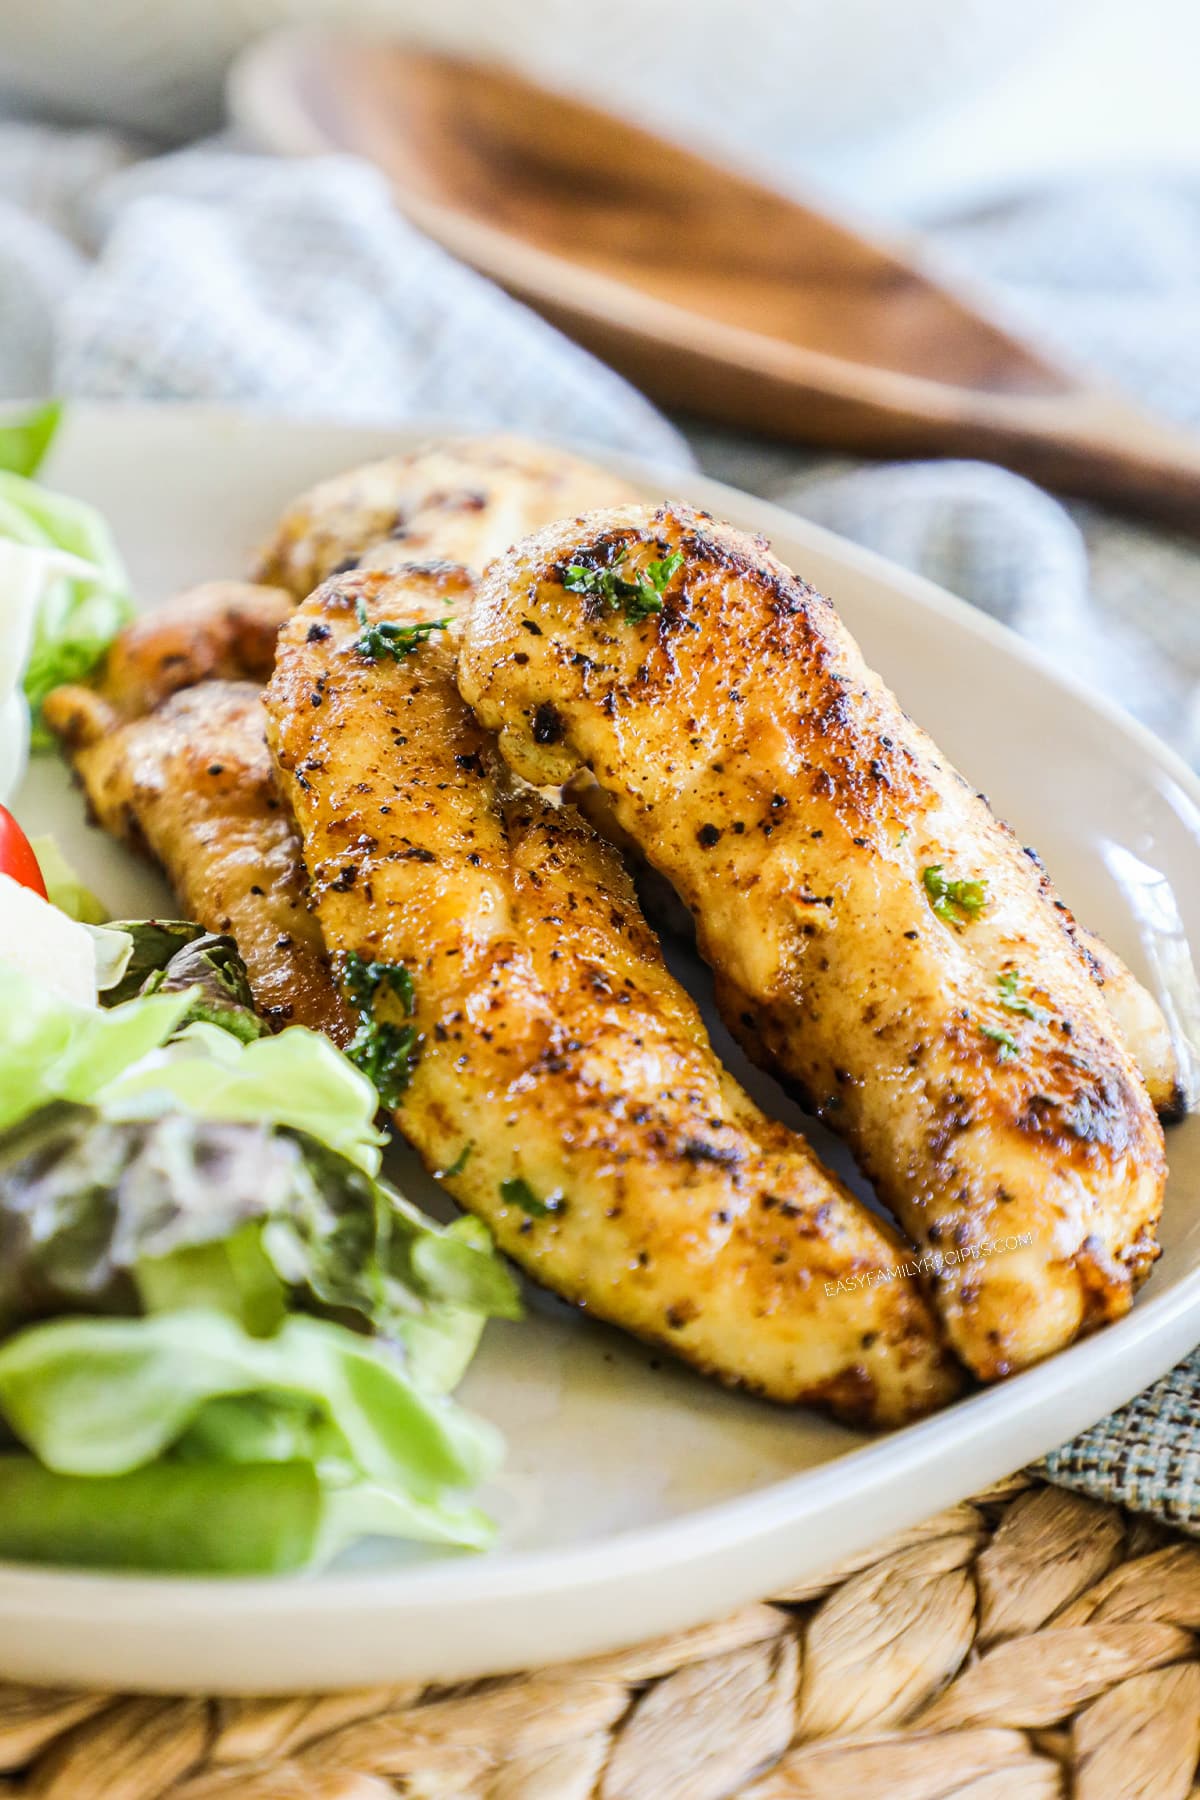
[1037,872,1184,1122]
[43,439,639,1050]
[251,435,639,598]
[86,580,293,721]
[264,565,960,1427]
[43,677,353,1042]
[459,503,1168,1382]
[572,771,1186,1123]
[42,574,352,1041]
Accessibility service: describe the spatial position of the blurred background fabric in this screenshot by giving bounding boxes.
[0,127,686,462]
[2,0,1199,221]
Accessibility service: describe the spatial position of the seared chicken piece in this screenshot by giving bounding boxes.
[44,438,636,1041]
[1074,924,1183,1118]
[458,503,1168,1382]
[43,677,353,1043]
[571,770,1185,1123]
[84,580,293,720]
[252,435,639,598]
[265,565,959,1426]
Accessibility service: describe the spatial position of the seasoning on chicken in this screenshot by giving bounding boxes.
[81,579,293,720]
[43,673,353,1043]
[264,564,960,1427]
[252,435,639,599]
[43,439,638,1045]
[570,768,1185,1123]
[458,503,1168,1382]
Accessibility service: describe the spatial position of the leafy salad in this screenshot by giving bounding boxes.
[0,400,133,799]
[0,403,521,1575]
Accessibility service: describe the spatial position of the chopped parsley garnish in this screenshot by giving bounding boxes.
[341,952,419,1107]
[922,863,988,927]
[442,1142,473,1180]
[562,545,682,624]
[346,1019,420,1109]
[341,952,415,1016]
[500,1177,550,1217]
[980,1022,1021,1061]
[997,967,1048,1023]
[354,600,448,662]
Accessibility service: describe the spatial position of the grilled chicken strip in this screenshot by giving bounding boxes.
[458,503,1168,1382]
[1064,923,1181,1120]
[82,580,294,720]
[252,435,639,599]
[43,674,353,1043]
[43,437,633,1036]
[570,770,1185,1123]
[264,564,959,1426]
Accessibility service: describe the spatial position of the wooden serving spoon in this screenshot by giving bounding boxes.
[232,31,1200,527]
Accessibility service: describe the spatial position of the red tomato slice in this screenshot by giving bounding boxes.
[0,805,47,898]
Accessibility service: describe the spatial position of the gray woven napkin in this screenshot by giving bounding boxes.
[1,118,1197,1525]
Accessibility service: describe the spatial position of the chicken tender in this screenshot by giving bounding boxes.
[252,435,639,598]
[84,579,293,719]
[264,564,960,1427]
[45,438,637,1042]
[572,769,1185,1122]
[1062,920,1181,1121]
[43,677,353,1042]
[458,503,1168,1382]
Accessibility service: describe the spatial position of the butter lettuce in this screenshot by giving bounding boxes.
[0,954,518,1569]
[0,400,61,480]
[0,1102,518,1356]
[0,461,133,748]
[0,402,133,791]
[0,959,386,1171]
[0,962,193,1133]
[18,841,134,993]
[101,1022,388,1175]
[0,1309,499,1563]
[28,835,110,926]
[0,1308,500,1492]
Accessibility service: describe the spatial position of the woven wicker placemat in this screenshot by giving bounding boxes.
[2,1471,1199,1798]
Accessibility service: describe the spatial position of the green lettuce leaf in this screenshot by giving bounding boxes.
[0,1103,519,1360]
[317,1477,493,1557]
[27,834,109,925]
[0,958,387,1172]
[0,1308,500,1485]
[26,841,133,994]
[0,401,61,479]
[101,920,206,1005]
[134,932,268,1043]
[0,467,133,746]
[0,962,194,1134]
[135,1224,289,1339]
[0,1308,500,1550]
[83,925,136,994]
[100,1022,388,1174]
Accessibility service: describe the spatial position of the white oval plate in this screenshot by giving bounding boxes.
[6,403,1200,1694]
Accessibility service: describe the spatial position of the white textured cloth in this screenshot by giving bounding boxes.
[3,121,1200,1524]
[0,123,686,463]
